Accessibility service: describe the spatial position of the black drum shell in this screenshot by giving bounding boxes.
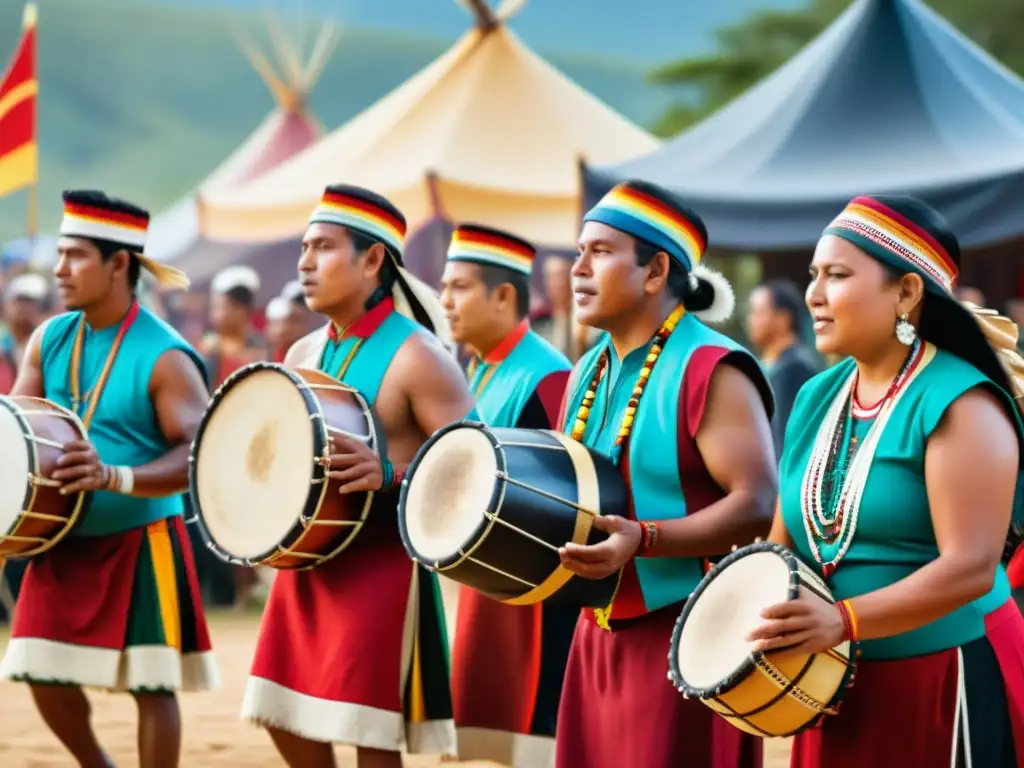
[399,421,628,608]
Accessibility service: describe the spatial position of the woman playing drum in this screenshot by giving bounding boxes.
[747,195,1024,766]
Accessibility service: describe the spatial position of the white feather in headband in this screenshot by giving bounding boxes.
[689,264,736,325]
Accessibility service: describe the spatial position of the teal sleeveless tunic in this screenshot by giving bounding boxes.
[780,344,1020,659]
[318,310,418,405]
[40,306,206,537]
[561,311,770,619]
[471,328,570,428]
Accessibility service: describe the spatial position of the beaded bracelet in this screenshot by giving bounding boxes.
[638,521,660,557]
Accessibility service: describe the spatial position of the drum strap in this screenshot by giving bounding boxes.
[69,301,141,429]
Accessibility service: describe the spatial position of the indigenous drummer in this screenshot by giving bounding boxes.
[0,190,218,766]
[748,195,1024,765]
[554,179,777,768]
[439,224,573,767]
[244,184,475,768]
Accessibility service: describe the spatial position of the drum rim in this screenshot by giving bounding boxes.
[667,540,802,699]
[397,418,504,569]
[188,361,372,567]
[0,395,89,556]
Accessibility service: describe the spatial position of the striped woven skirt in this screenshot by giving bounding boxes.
[791,600,1024,767]
[0,516,219,692]
[243,538,455,754]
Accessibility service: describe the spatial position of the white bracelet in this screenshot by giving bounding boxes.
[115,466,135,495]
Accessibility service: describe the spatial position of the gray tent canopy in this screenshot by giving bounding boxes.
[584,0,1024,251]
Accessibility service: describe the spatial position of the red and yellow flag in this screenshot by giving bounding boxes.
[0,4,37,199]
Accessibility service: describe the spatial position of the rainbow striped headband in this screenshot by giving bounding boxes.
[309,189,407,259]
[584,184,706,272]
[825,196,958,294]
[447,226,535,275]
[60,201,148,249]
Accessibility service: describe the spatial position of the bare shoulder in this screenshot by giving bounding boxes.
[392,330,465,386]
[283,327,327,368]
[933,386,1019,455]
[706,356,765,408]
[150,348,208,397]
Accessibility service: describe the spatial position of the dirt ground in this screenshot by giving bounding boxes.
[0,605,792,767]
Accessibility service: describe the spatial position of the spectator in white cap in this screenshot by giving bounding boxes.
[0,273,50,394]
[199,265,267,391]
[266,294,316,363]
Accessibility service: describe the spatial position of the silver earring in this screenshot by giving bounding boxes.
[895,313,917,346]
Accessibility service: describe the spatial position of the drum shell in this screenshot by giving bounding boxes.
[189,363,377,570]
[0,396,88,558]
[400,422,626,608]
[668,542,857,738]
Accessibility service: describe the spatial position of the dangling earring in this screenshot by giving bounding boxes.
[895,313,917,346]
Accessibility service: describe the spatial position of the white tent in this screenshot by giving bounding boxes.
[149,13,337,262]
[197,0,659,249]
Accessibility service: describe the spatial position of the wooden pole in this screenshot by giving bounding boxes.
[27,178,38,243]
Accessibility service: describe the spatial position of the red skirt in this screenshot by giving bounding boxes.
[451,587,576,767]
[243,538,454,754]
[0,516,217,692]
[555,604,763,768]
[791,600,1024,767]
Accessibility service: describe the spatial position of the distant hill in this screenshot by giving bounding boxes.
[0,0,703,240]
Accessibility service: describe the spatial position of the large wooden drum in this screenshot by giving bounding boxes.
[398,420,627,607]
[668,541,859,737]
[0,396,88,557]
[188,362,380,570]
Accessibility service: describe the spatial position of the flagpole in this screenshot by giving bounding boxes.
[26,2,37,247]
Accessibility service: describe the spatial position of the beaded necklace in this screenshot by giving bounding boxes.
[570,303,685,447]
[800,339,924,578]
[567,303,685,629]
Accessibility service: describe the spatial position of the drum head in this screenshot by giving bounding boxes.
[675,550,790,690]
[0,402,29,534]
[403,426,497,563]
[194,369,315,560]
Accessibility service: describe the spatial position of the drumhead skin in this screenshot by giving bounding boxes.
[192,367,315,560]
[402,425,498,563]
[0,398,31,534]
[674,547,791,691]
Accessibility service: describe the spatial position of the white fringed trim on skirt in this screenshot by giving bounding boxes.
[456,726,556,768]
[243,675,456,754]
[0,638,220,692]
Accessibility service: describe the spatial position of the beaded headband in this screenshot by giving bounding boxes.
[308,186,407,261]
[447,224,535,276]
[584,183,706,273]
[824,196,958,295]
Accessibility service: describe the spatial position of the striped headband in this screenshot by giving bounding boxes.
[308,187,407,260]
[584,183,706,272]
[447,225,535,275]
[825,196,958,294]
[60,200,148,250]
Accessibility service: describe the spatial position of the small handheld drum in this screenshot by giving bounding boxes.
[668,541,858,737]
[0,396,89,558]
[398,420,627,608]
[189,362,379,570]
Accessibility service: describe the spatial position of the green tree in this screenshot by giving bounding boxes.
[649,0,1024,138]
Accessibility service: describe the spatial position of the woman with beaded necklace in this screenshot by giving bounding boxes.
[748,195,1024,766]
[552,180,778,768]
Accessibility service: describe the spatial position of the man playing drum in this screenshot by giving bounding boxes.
[0,190,218,767]
[439,224,573,767]
[243,184,475,768]
[553,180,777,768]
